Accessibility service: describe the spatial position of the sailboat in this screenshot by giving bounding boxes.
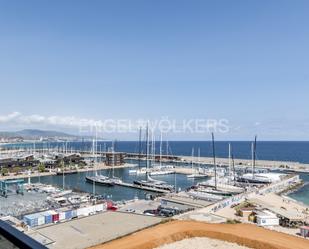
[85,137,114,187]
[187,148,208,179]
[237,136,272,185]
[108,141,123,184]
[133,125,174,192]
[149,132,174,176]
[189,134,243,199]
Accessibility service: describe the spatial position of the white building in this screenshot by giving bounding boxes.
[256,210,279,226]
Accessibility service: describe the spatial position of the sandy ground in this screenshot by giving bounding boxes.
[155,237,250,249]
[88,220,309,249]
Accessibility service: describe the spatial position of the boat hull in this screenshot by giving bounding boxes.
[133,180,173,191]
[56,170,78,175]
[85,176,114,187]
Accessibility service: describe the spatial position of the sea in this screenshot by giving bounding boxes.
[1,141,309,205]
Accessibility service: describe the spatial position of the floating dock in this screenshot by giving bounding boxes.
[112,181,170,194]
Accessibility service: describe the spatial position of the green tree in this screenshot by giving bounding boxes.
[1,167,9,176]
[11,166,21,175]
[59,160,65,171]
[38,163,46,173]
[26,166,33,172]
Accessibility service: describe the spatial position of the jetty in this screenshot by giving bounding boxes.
[112,181,170,194]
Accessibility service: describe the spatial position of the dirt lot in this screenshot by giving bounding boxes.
[155,237,250,249]
[89,220,309,249]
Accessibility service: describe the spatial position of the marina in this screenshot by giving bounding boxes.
[1,138,309,248]
[1,1,309,248]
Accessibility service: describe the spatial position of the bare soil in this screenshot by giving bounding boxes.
[88,220,309,249]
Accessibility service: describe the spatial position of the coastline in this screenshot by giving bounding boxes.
[0,163,138,181]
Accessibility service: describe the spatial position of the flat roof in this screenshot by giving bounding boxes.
[27,211,162,249]
[250,198,304,221]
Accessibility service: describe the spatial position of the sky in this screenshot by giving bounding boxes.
[0,0,309,140]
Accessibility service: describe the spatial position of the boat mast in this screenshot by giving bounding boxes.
[152,131,155,166]
[112,140,115,178]
[138,127,142,169]
[198,148,200,174]
[93,128,98,195]
[228,143,231,184]
[62,160,65,190]
[145,124,149,181]
[251,142,254,178]
[160,132,163,168]
[232,153,236,184]
[253,135,257,178]
[211,133,217,190]
[191,148,195,173]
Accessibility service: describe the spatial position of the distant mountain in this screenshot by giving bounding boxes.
[0,131,19,138]
[16,129,77,138]
[0,129,78,140]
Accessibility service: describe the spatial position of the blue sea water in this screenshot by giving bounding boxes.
[288,173,309,206]
[3,141,309,163]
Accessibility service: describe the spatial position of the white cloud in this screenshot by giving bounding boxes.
[0,112,98,128]
[0,112,22,122]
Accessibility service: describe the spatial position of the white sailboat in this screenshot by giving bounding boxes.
[187,148,208,179]
[237,136,272,184]
[133,125,174,192]
[85,136,114,188]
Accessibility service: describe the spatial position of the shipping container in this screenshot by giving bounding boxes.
[37,215,45,226]
[59,211,66,221]
[24,216,38,227]
[49,210,59,223]
[94,204,104,212]
[46,210,58,223]
[35,211,52,225]
[77,207,89,217]
[23,213,45,227]
[44,213,53,224]
[71,209,78,218]
[88,206,95,215]
[65,210,73,220]
[53,214,60,222]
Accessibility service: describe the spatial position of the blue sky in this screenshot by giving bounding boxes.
[0,0,309,140]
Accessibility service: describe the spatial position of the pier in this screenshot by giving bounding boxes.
[112,181,170,194]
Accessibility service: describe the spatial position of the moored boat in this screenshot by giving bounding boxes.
[85,175,114,187]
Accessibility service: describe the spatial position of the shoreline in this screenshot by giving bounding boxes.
[0,163,138,181]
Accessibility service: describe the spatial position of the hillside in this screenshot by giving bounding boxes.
[0,129,78,140]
